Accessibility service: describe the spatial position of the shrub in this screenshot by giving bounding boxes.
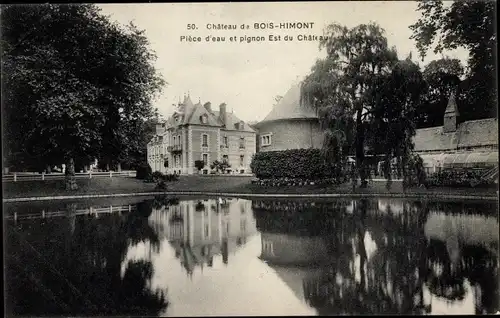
[151,171,164,182]
[250,149,339,180]
[164,173,179,182]
[211,160,231,174]
[194,160,205,173]
[136,163,152,180]
[155,180,168,190]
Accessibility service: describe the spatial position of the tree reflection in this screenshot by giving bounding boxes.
[5,200,168,316]
[254,198,497,314]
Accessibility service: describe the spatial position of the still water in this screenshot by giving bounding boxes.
[4,196,499,316]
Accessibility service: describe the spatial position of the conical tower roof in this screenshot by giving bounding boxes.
[445,91,459,116]
[256,81,317,126]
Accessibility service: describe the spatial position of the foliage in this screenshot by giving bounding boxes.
[417,58,464,128]
[136,162,152,180]
[426,169,496,188]
[150,171,178,189]
[410,0,497,120]
[151,171,164,182]
[1,4,165,189]
[194,160,205,172]
[210,160,231,174]
[370,58,427,189]
[164,173,179,182]
[302,22,399,188]
[195,201,205,212]
[250,149,340,180]
[152,195,180,209]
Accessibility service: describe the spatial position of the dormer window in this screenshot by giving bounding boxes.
[239,121,244,130]
[200,114,208,124]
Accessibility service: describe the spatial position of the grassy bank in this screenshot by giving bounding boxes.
[2,175,497,200]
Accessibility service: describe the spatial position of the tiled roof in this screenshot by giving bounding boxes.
[257,81,318,126]
[444,92,460,116]
[413,118,498,152]
[212,111,256,133]
[185,102,222,127]
[161,98,255,133]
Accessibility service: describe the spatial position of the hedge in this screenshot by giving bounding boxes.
[250,149,340,180]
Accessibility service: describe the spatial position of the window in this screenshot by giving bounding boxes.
[200,114,208,124]
[205,224,209,238]
[262,241,274,256]
[222,136,228,147]
[222,155,229,163]
[261,134,272,146]
[202,134,208,147]
[239,137,245,149]
[173,136,176,146]
[202,154,208,165]
[240,155,244,166]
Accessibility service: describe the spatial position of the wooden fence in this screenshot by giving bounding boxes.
[2,170,137,182]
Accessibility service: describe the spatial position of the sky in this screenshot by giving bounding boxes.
[98,1,469,123]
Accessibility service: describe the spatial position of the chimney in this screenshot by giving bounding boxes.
[204,102,212,113]
[219,103,228,127]
[155,122,164,135]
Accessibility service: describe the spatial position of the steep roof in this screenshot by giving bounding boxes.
[163,97,255,133]
[444,92,460,117]
[212,111,256,133]
[256,81,318,126]
[413,118,498,152]
[185,101,222,127]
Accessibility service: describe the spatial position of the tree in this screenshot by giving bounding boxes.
[370,57,427,189]
[210,160,231,174]
[417,58,464,128]
[194,160,205,174]
[302,22,398,188]
[410,0,497,120]
[1,4,165,190]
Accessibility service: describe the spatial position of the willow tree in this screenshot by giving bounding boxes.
[302,23,398,187]
[370,57,427,190]
[1,4,165,189]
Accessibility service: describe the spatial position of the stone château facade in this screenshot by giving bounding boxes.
[147,95,257,175]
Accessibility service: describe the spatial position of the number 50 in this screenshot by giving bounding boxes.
[187,24,196,30]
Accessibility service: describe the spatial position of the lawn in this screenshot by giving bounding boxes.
[2,174,497,199]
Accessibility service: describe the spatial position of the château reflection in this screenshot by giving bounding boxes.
[147,197,258,277]
[252,198,499,315]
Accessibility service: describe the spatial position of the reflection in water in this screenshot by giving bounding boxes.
[4,196,499,316]
[5,201,168,316]
[253,198,499,315]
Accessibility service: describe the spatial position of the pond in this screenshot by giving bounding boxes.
[4,196,499,316]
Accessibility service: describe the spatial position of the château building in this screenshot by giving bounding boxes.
[255,80,498,174]
[148,198,257,275]
[253,81,323,152]
[147,95,257,175]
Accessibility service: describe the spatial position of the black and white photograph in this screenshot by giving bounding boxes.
[1,1,498,316]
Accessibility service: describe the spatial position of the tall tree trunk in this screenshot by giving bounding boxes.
[355,109,367,188]
[65,157,78,190]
